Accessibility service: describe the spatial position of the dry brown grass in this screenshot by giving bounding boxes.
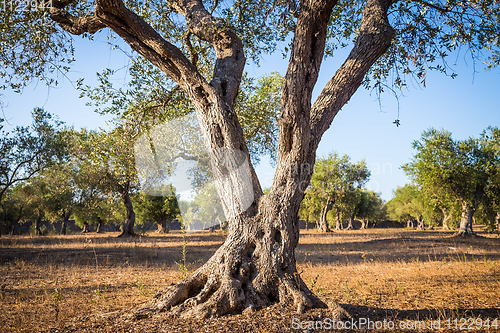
[1,227,499,332]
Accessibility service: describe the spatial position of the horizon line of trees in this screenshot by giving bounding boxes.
[1,111,499,236]
[387,127,500,235]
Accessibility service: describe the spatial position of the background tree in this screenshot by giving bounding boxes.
[308,153,349,232]
[75,125,140,237]
[0,109,63,210]
[476,127,500,233]
[2,0,500,318]
[386,184,423,228]
[0,187,23,235]
[33,159,78,235]
[299,189,323,230]
[135,184,180,233]
[341,161,371,230]
[403,128,500,235]
[355,189,385,229]
[304,153,370,231]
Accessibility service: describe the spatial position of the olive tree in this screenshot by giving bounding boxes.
[2,0,500,319]
[0,109,63,208]
[308,152,370,231]
[403,128,500,235]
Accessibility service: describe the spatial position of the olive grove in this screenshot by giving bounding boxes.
[1,0,500,319]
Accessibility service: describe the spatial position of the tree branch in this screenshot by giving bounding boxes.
[50,9,107,35]
[184,32,199,67]
[309,0,395,151]
[413,0,451,14]
[273,0,338,184]
[92,0,204,90]
[171,0,245,108]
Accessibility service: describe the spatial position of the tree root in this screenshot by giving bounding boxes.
[125,257,331,321]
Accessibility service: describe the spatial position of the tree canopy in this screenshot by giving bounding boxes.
[0,108,64,207]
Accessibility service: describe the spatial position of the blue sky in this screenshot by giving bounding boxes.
[2,32,499,202]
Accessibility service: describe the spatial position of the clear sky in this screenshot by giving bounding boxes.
[2,32,499,202]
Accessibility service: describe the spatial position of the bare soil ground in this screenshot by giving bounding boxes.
[1,227,499,332]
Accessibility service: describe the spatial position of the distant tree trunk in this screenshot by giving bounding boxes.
[345,214,357,230]
[457,201,475,236]
[8,205,24,235]
[318,202,331,232]
[119,190,136,237]
[82,222,90,233]
[156,216,168,233]
[416,217,425,230]
[496,212,500,233]
[210,207,220,231]
[96,220,103,233]
[35,210,43,236]
[8,221,16,235]
[60,218,67,235]
[407,219,415,228]
[335,207,342,230]
[60,211,70,235]
[441,207,453,230]
[360,219,366,229]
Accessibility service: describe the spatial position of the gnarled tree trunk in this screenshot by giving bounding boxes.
[457,201,475,236]
[82,222,90,233]
[51,0,394,319]
[345,214,356,230]
[496,212,500,233]
[96,220,103,233]
[119,190,136,237]
[360,219,366,229]
[416,217,425,230]
[318,201,332,232]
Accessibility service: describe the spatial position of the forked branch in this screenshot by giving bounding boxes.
[171,0,245,108]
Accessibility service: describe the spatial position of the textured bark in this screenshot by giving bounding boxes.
[360,219,367,229]
[119,191,136,237]
[135,203,327,319]
[51,0,395,319]
[457,202,475,236]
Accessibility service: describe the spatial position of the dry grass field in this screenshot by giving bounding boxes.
[1,227,499,332]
